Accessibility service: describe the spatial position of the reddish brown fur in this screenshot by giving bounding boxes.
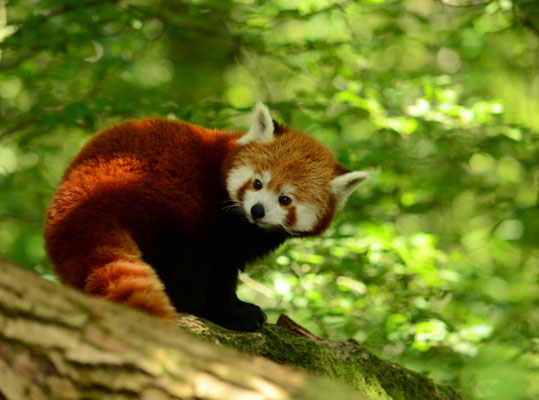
[222,128,345,236]
[237,180,252,203]
[45,119,241,320]
[286,207,297,227]
[45,117,347,322]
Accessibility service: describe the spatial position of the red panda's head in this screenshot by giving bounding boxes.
[223,103,367,236]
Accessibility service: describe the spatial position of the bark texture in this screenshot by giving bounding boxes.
[0,258,460,399]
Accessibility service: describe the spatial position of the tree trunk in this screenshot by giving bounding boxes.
[0,258,460,399]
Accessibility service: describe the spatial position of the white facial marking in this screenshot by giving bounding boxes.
[227,165,254,201]
[226,167,322,233]
[242,171,283,226]
[238,102,275,145]
[261,170,272,184]
[244,188,288,226]
[330,171,368,209]
[281,184,296,195]
[294,203,320,232]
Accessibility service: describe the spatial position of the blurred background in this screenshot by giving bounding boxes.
[0,0,537,398]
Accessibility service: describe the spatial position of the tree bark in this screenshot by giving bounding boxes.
[0,258,460,399]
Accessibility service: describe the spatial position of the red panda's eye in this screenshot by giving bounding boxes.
[253,179,263,190]
[279,196,292,206]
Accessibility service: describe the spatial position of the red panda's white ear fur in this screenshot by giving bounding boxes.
[330,171,368,209]
[238,102,275,145]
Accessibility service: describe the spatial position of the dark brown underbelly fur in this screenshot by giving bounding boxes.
[140,203,290,331]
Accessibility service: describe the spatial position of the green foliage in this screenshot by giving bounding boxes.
[1,0,537,398]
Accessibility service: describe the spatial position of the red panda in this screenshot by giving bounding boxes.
[44,103,367,331]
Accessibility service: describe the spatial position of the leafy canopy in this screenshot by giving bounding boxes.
[0,1,538,399]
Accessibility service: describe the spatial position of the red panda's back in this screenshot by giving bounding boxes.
[45,118,240,287]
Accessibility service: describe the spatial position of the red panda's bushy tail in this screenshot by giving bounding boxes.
[46,223,178,323]
[84,251,178,323]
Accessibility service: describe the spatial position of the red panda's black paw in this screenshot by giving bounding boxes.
[216,304,267,331]
[234,306,267,331]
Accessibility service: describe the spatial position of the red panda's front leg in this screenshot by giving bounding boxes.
[202,262,267,331]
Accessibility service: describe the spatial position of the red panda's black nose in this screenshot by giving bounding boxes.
[251,204,265,219]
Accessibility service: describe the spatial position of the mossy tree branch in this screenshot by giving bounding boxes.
[0,258,460,399]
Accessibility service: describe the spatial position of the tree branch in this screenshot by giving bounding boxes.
[0,258,461,399]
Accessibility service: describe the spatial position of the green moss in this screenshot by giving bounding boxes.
[178,315,462,400]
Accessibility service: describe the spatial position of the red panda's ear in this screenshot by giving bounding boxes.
[330,171,368,209]
[238,102,275,145]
